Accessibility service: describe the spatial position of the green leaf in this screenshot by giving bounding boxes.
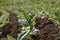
[23,11,31,24]
[23,11,34,31]
[0,14,9,28]
[7,35,16,40]
[23,10,36,35]
[17,30,30,40]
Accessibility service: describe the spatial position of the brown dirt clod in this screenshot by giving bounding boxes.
[31,17,60,40]
[0,11,22,38]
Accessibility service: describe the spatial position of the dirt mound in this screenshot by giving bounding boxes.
[31,17,60,40]
[0,11,22,38]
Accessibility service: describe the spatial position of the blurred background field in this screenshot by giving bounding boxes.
[0,0,60,24]
[0,0,60,12]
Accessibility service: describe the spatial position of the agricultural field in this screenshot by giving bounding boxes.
[0,0,60,40]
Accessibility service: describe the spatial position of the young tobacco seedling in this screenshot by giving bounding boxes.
[17,11,36,40]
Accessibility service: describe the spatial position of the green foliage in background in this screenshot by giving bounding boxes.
[0,12,9,28]
[0,0,60,23]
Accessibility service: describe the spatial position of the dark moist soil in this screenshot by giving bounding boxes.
[31,17,60,40]
[0,11,22,39]
[0,12,60,40]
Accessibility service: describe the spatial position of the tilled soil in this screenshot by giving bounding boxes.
[0,11,22,38]
[0,12,60,40]
[31,17,60,40]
